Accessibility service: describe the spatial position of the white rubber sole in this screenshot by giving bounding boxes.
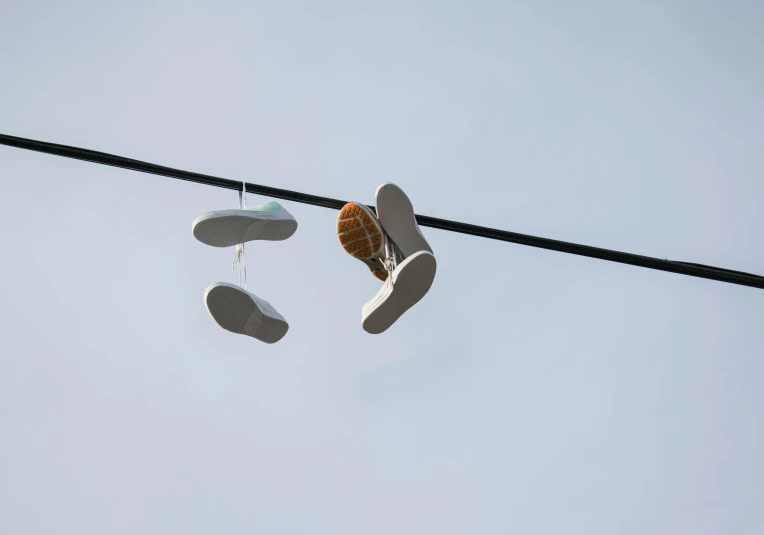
[361,251,436,334]
[374,183,432,258]
[204,282,289,343]
[192,209,297,247]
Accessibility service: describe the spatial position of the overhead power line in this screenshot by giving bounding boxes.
[2,132,763,291]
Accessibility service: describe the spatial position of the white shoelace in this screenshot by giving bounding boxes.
[232,182,248,289]
[383,235,403,274]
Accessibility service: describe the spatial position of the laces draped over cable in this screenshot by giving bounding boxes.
[233,181,247,289]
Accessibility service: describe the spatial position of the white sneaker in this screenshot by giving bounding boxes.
[193,201,297,247]
[361,250,437,334]
[204,282,289,343]
[374,183,433,258]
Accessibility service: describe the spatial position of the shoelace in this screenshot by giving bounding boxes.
[232,182,248,289]
[383,235,403,274]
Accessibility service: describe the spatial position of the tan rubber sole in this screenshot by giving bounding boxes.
[337,202,387,281]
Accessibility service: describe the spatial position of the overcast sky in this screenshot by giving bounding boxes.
[1,1,763,534]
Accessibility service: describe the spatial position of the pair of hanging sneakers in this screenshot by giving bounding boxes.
[337,183,436,334]
[191,183,435,342]
[192,201,297,344]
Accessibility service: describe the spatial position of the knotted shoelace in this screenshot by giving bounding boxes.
[232,182,248,289]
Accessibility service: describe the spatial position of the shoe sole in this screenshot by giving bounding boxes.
[204,283,289,343]
[362,251,436,334]
[374,183,432,258]
[336,202,387,281]
[193,210,298,247]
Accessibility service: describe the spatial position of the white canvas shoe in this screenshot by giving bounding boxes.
[361,250,437,334]
[204,282,289,343]
[193,201,297,247]
[374,183,432,258]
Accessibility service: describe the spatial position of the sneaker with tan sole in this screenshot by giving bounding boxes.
[337,201,388,281]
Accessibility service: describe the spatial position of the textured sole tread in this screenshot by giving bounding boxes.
[337,202,387,281]
[205,284,288,344]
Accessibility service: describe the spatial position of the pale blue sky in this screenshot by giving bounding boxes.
[1,1,763,534]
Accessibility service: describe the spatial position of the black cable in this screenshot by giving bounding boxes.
[2,132,763,291]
